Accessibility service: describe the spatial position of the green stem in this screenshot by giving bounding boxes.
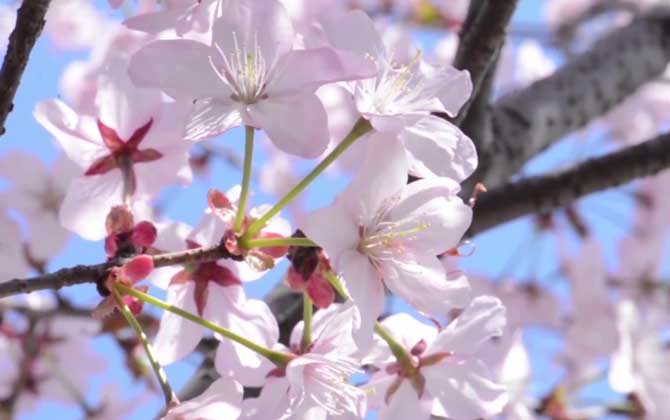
[325,271,415,374]
[325,270,350,300]
[235,126,255,233]
[116,284,293,367]
[242,118,372,240]
[301,293,313,352]
[112,286,176,407]
[242,236,317,249]
[374,323,417,376]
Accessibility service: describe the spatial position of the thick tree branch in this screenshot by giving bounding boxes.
[469,132,670,235]
[0,0,51,136]
[452,0,519,124]
[471,14,670,190]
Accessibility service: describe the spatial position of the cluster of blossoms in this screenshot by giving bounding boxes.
[0,0,668,419]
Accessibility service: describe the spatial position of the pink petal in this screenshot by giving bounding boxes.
[34,100,105,169]
[424,358,508,419]
[300,203,358,264]
[185,98,242,142]
[383,255,471,316]
[401,115,478,182]
[164,378,243,420]
[341,134,408,225]
[129,40,225,101]
[59,173,125,240]
[267,47,374,96]
[95,57,162,140]
[153,282,206,365]
[339,250,385,351]
[379,380,432,420]
[211,0,294,70]
[427,296,506,356]
[248,93,329,158]
[322,10,385,62]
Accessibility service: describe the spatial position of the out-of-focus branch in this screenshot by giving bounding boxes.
[471,15,670,190]
[469,132,670,236]
[0,0,51,136]
[452,0,519,124]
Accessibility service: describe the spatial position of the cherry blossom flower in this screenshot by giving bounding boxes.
[163,378,243,420]
[609,300,670,419]
[0,152,77,262]
[149,188,289,366]
[323,10,471,132]
[34,56,192,240]
[320,11,477,180]
[302,139,472,347]
[364,296,508,420]
[0,4,15,51]
[241,303,367,419]
[129,0,374,158]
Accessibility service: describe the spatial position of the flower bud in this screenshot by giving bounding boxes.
[105,205,134,235]
[131,221,157,248]
[122,255,154,283]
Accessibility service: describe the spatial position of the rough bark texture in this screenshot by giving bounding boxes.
[453,0,518,124]
[469,132,670,235]
[472,15,670,190]
[0,0,51,136]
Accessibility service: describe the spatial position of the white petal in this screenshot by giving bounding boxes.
[427,295,506,356]
[383,255,471,315]
[165,378,243,420]
[339,250,385,351]
[154,283,206,365]
[401,116,477,182]
[425,359,508,420]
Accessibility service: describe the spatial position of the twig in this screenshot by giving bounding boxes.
[0,0,51,136]
[468,132,670,235]
[0,244,229,298]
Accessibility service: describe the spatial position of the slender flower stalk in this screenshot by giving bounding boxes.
[235,126,255,232]
[243,236,317,249]
[116,284,294,367]
[243,118,372,239]
[301,293,313,352]
[373,322,417,376]
[326,270,350,300]
[325,270,416,374]
[111,285,177,408]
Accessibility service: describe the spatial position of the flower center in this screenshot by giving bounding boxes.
[213,32,270,105]
[371,50,424,114]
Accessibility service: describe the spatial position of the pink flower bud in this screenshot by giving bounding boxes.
[131,221,157,248]
[104,234,119,258]
[307,274,335,309]
[105,205,134,235]
[286,267,307,291]
[122,255,154,283]
[123,295,144,316]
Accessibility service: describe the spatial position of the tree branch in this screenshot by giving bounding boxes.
[452,0,519,124]
[0,0,51,136]
[0,244,230,298]
[470,14,670,190]
[469,132,670,235]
